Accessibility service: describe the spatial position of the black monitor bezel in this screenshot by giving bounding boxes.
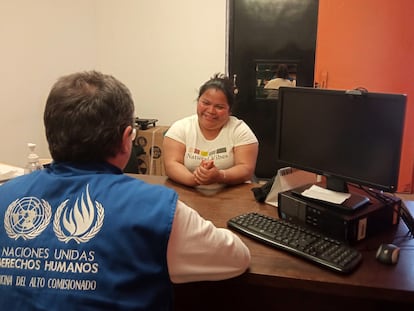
[276,86,407,193]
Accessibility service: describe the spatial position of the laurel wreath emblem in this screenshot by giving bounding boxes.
[53,199,104,244]
[4,198,52,240]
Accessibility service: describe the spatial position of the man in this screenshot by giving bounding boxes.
[0,71,250,310]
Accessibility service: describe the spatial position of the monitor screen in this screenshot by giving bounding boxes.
[276,87,407,196]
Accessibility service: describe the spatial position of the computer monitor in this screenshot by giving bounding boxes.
[276,87,407,209]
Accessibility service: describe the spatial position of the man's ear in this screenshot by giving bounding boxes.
[121,125,133,153]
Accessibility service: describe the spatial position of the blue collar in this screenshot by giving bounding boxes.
[47,161,123,176]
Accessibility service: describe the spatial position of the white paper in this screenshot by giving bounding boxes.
[265,167,317,207]
[0,163,24,182]
[301,184,351,204]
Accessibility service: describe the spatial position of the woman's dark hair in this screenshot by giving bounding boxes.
[44,71,135,162]
[276,64,290,79]
[198,73,236,110]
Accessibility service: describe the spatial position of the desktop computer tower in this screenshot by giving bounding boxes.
[277,188,400,244]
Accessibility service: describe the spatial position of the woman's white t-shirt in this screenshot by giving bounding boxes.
[165,115,258,172]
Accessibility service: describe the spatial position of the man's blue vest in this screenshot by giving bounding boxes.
[0,162,177,310]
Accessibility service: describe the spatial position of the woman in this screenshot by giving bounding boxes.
[163,73,258,189]
[263,64,295,99]
[264,64,296,90]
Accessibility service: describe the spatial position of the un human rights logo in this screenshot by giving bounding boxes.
[4,197,52,240]
[53,184,104,244]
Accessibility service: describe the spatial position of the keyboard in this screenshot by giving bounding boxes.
[227,212,362,274]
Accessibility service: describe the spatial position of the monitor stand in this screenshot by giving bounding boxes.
[291,184,370,213]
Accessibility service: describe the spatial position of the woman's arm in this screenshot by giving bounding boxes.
[193,143,259,185]
[220,142,259,185]
[163,137,199,187]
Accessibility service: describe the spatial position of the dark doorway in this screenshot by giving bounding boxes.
[227,0,319,179]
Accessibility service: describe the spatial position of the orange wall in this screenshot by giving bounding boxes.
[315,0,414,193]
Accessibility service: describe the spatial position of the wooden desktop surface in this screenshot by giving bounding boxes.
[134,174,414,310]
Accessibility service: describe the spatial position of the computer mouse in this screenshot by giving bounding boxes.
[375,243,400,265]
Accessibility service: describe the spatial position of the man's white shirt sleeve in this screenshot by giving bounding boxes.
[167,200,251,283]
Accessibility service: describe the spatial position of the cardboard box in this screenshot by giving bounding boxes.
[135,126,169,176]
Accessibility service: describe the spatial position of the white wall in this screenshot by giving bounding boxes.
[0,0,99,167]
[96,1,227,124]
[0,0,226,167]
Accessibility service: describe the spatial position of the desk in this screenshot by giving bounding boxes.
[135,175,414,310]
